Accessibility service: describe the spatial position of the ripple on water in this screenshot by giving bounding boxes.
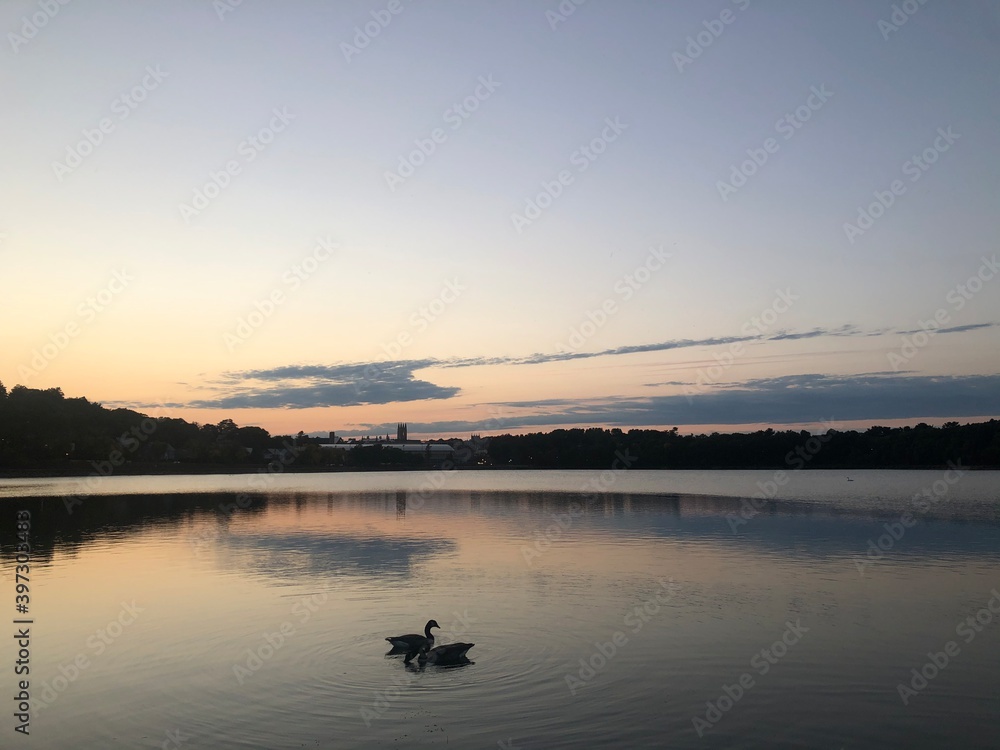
[265,623,576,742]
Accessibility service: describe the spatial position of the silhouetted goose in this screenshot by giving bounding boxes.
[413,642,475,665]
[385,619,439,652]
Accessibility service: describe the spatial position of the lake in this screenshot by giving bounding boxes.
[2,469,999,748]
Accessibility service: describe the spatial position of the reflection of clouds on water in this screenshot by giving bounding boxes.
[213,531,455,583]
[633,511,1000,562]
[519,493,1000,562]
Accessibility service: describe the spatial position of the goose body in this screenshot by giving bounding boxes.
[385,619,439,652]
[414,642,475,665]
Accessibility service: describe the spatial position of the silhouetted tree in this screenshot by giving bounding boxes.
[1,382,997,471]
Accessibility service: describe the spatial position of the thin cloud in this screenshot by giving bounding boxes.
[897,322,999,336]
[441,325,878,368]
[346,373,1000,434]
[140,321,998,411]
[436,321,989,369]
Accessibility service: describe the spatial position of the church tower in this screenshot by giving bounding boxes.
[397,423,407,442]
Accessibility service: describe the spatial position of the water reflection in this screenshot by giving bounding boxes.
[1,480,999,748]
[0,492,264,566]
[6,489,1000,576]
[216,530,455,581]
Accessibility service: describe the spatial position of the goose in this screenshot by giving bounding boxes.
[385,619,440,653]
[410,642,475,665]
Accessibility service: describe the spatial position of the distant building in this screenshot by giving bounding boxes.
[317,439,456,465]
[321,422,481,455]
[469,433,489,457]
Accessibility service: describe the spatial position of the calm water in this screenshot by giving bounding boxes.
[2,469,999,748]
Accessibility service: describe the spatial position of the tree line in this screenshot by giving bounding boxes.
[0,383,419,471]
[487,422,1000,469]
[1,382,997,471]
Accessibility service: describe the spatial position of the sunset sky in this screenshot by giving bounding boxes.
[2,0,998,437]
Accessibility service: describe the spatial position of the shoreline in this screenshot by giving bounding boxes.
[0,461,993,480]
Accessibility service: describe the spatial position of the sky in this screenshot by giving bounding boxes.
[2,0,999,437]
